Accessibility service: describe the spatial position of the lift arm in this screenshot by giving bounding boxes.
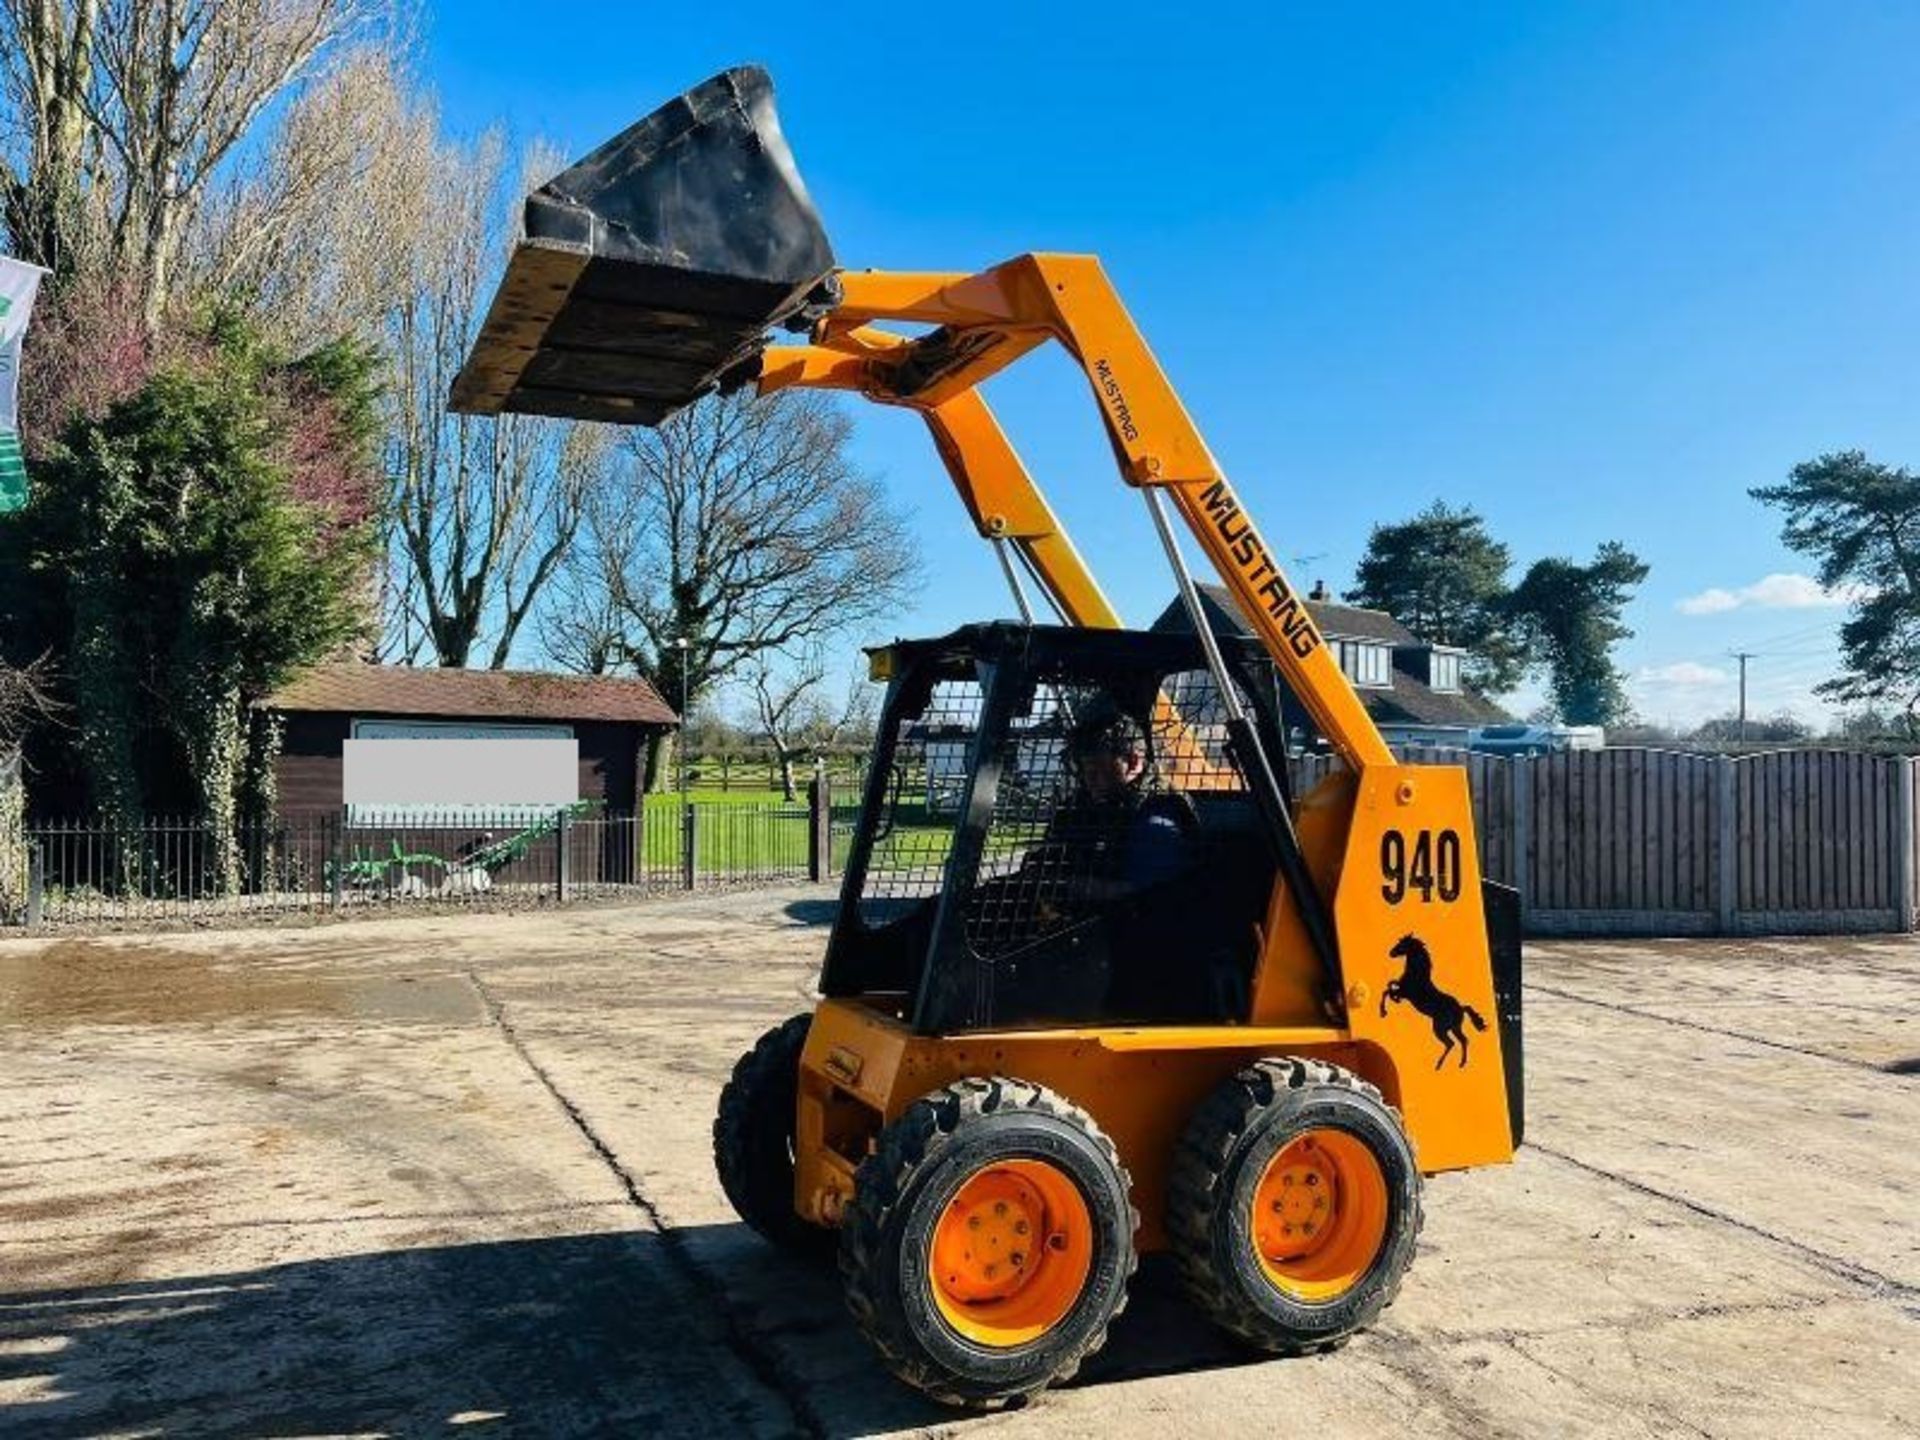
[758,329,1119,628]
[783,256,1395,773]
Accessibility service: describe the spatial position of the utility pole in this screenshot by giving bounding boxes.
[1732,651,1755,745]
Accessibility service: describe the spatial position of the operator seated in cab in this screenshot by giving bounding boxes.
[1045,703,1197,900]
[963,698,1203,973]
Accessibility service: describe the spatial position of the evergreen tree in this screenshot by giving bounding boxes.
[1505,542,1650,725]
[1347,501,1523,693]
[0,317,375,888]
[1752,451,1920,722]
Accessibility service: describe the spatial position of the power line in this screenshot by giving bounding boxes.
[1733,618,1845,652]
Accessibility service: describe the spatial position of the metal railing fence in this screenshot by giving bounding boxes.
[13,791,843,927]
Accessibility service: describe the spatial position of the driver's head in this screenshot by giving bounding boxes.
[1067,705,1147,801]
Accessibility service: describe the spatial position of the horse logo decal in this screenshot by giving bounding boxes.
[1381,933,1487,1070]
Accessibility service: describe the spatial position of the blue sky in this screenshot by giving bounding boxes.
[426,2,1920,727]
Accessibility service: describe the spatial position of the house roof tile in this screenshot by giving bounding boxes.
[1150,587,1510,730]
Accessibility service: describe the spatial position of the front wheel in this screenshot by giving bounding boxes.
[1168,1057,1421,1353]
[713,1013,833,1253]
[840,1077,1137,1409]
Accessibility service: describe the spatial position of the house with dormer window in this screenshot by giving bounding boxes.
[1151,583,1509,749]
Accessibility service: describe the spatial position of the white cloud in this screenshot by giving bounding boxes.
[1637,661,1728,686]
[1676,572,1865,615]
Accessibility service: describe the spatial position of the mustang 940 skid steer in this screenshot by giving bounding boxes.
[453,67,1524,1409]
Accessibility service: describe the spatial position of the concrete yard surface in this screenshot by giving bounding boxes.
[0,891,1915,1438]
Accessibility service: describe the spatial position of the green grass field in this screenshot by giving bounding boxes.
[637,791,862,873]
[635,788,970,877]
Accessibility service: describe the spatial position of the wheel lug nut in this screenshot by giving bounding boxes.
[1047,1232,1068,1251]
[994,1202,1007,1216]
[968,1215,980,1229]
[1306,1174,1319,1187]
[1014,1219,1029,1235]
[1012,1252,1025,1267]
[1271,1200,1284,1213]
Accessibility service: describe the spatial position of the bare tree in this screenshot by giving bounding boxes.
[383,129,612,669]
[92,0,392,320]
[0,0,102,274]
[538,539,632,676]
[744,648,876,801]
[1,0,392,319]
[185,45,433,341]
[575,388,918,787]
[0,653,62,748]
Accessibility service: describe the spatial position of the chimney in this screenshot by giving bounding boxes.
[1309,579,1330,602]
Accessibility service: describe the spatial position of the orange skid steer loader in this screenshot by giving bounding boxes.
[453,67,1523,1409]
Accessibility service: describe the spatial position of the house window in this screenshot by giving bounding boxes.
[1431,652,1462,693]
[1337,640,1392,688]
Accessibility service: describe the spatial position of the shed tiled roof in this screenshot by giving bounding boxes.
[267,663,678,726]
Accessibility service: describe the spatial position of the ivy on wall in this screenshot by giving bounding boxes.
[0,316,377,893]
[0,750,22,919]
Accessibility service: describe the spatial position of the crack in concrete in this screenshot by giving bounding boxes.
[1530,1143,1918,1304]
[1365,1324,1532,1439]
[465,970,827,1440]
[1421,1291,1845,1347]
[0,1200,635,1245]
[1527,982,1889,1074]
[1499,1329,1718,1440]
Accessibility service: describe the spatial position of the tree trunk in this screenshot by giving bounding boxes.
[643,729,675,794]
[1,0,99,275]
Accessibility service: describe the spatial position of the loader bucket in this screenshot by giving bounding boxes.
[449,66,835,425]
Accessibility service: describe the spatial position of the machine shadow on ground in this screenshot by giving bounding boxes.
[0,1226,1273,1438]
[783,898,841,929]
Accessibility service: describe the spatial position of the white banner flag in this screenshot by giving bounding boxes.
[0,254,48,513]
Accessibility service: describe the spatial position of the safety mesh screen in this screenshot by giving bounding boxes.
[1151,668,1253,791]
[856,678,984,926]
[963,670,1253,960]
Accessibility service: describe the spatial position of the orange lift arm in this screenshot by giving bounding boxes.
[770,254,1395,774]
[759,328,1120,629]
[763,328,1243,791]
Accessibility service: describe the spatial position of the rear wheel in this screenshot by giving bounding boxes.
[1168,1057,1420,1353]
[841,1077,1137,1409]
[713,1013,832,1253]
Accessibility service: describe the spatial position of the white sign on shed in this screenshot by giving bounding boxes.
[344,720,578,824]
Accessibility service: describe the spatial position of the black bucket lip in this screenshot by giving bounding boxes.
[449,65,836,425]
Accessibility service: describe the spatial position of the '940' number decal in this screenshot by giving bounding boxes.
[1381,828,1463,904]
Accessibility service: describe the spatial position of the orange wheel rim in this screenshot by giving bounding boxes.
[1250,1128,1389,1301]
[928,1157,1093,1347]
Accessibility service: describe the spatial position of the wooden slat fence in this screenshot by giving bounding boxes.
[1289,745,1918,937]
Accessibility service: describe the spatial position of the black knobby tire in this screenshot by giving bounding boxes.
[840,1077,1138,1409]
[713,1012,833,1253]
[1168,1057,1422,1353]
